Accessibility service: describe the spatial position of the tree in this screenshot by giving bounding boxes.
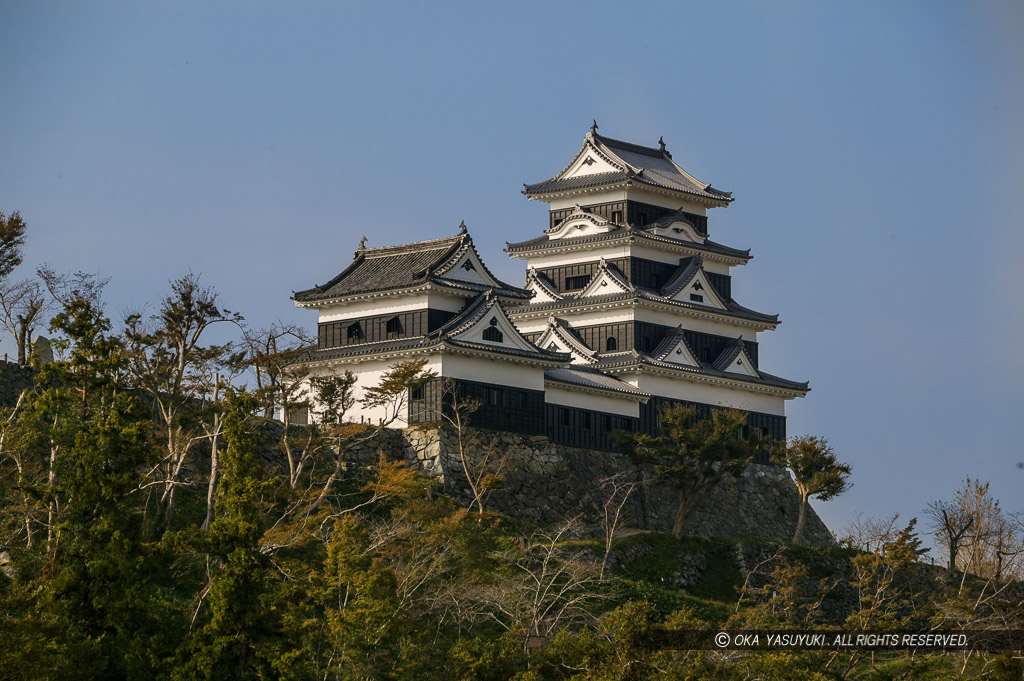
[175,390,280,680]
[0,279,48,365]
[306,359,434,515]
[925,498,974,574]
[0,210,27,281]
[613,404,759,540]
[773,435,851,544]
[438,378,506,515]
[123,273,243,526]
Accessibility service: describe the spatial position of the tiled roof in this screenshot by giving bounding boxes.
[591,350,809,393]
[660,256,702,299]
[302,292,569,366]
[545,366,650,399]
[505,226,751,261]
[523,131,733,204]
[649,326,700,363]
[711,337,747,372]
[294,232,530,303]
[507,289,779,326]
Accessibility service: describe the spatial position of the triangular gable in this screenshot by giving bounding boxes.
[534,318,597,365]
[577,259,632,298]
[548,133,629,181]
[448,298,544,354]
[712,340,760,378]
[663,258,727,310]
[525,269,563,303]
[435,243,504,288]
[651,330,700,368]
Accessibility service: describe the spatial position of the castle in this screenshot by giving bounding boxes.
[292,125,809,458]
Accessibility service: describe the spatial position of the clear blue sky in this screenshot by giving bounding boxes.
[2,1,1022,539]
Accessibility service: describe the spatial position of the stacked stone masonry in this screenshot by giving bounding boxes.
[342,425,834,547]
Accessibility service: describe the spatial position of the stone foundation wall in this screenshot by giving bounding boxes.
[342,426,834,546]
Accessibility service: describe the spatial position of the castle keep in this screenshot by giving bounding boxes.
[292,126,809,457]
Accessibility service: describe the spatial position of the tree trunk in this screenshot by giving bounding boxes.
[672,491,688,540]
[792,493,809,544]
[203,428,219,531]
[16,322,27,365]
[947,541,957,573]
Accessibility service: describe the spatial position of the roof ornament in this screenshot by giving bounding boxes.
[358,235,367,249]
[658,136,666,152]
[591,119,598,135]
[459,220,468,234]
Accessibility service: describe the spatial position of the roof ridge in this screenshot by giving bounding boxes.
[594,133,667,159]
[358,232,465,258]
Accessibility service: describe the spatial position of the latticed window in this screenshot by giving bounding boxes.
[564,275,590,291]
[605,337,617,352]
[483,317,502,343]
[385,316,402,336]
[347,321,363,341]
[483,326,502,343]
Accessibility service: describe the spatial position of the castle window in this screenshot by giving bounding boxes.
[690,294,704,303]
[385,316,402,337]
[411,384,425,400]
[347,321,363,341]
[611,210,622,223]
[565,275,590,291]
[462,260,476,271]
[582,412,592,430]
[483,325,503,343]
[560,408,570,427]
[638,212,648,225]
[606,337,617,352]
[488,387,503,405]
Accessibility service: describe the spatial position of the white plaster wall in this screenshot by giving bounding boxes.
[303,356,444,428]
[548,190,628,211]
[315,292,467,323]
[511,308,634,334]
[624,373,789,416]
[544,385,641,417]
[633,306,761,340]
[440,354,547,391]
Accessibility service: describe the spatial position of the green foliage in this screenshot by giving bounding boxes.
[0,279,1019,681]
[614,404,759,539]
[0,209,27,280]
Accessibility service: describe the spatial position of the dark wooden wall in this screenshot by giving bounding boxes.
[548,200,708,234]
[536,257,731,300]
[318,309,457,349]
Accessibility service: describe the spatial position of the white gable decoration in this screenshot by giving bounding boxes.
[660,337,700,367]
[720,348,760,378]
[440,248,498,287]
[668,269,726,310]
[577,260,631,298]
[451,303,541,354]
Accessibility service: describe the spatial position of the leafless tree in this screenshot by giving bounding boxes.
[837,512,902,553]
[305,359,434,515]
[123,273,243,526]
[925,499,974,573]
[438,379,506,515]
[598,473,638,579]
[0,280,48,365]
[459,520,602,648]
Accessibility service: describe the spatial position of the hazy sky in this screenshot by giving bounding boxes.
[2,1,1022,539]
